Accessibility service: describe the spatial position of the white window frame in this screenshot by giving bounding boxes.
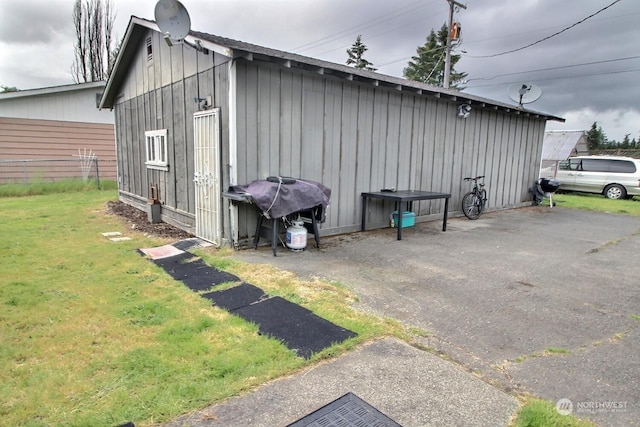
[145,129,169,171]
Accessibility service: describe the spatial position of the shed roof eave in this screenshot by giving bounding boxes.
[100,17,234,109]
[99,17,149,109]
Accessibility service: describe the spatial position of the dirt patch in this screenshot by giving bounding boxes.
[105,200,193,240]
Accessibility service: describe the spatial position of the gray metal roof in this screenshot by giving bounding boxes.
[542,130,588,161]
[101,16,564,123]
[0,81,105,101]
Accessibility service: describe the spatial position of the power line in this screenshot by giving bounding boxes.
[377,45,446,69]
[406,9,638,71]
[465,0,623,59]
[426,49,446,81]
[289,0,437,53]
[461,10,639,49]
[291,2,448,69]
[465,55,640,82]
[465,67,639,89]
[313,13,449,67]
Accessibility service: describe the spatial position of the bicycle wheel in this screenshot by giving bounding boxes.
[462,192,482,220]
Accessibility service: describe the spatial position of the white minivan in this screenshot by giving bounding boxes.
[555,156,640,199]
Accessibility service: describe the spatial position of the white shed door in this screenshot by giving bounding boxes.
[193,109,222,245]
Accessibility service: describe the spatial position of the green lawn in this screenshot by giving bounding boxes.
[548,192,640,216]
[0,178,117,197]
[0,190,399,426]
[512,399,595,427]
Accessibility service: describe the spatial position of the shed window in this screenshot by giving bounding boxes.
[145,129,168,171]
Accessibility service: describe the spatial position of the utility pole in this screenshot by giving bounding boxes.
[443,0,466,89]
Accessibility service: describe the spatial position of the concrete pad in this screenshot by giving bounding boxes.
[231,206,640,426]
[139,244,185,260]
[163,338,519,427]
[173,238,214,251]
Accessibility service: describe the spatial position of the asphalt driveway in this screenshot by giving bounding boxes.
[234,206,640,426]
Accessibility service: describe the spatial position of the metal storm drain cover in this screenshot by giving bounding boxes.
[287,392,402,427]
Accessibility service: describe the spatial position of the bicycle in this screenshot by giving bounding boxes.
[462,175,487,220]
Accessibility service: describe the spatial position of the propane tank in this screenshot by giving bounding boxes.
[286,218,307,251]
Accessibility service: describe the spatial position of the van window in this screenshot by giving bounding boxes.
[559,159,580,171]
[559,158,637,173]
[580,159,608,172]
[608,160,636,173]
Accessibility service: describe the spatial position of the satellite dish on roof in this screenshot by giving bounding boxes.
[154,0,208,53]
[155,0,191,42]
[508,83,542,107]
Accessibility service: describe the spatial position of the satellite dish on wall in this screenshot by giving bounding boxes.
[155,0,191,42]
[508,83,542,107]
[154,0,208,53]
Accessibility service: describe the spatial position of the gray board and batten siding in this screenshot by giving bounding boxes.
[110,26,231,232]
[102,16,563,245]
[233,60,547,237]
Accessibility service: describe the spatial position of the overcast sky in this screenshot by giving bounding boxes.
[1,0,638,141]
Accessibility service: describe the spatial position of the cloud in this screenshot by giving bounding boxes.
[453,0,639,139]
[0,0,73,44]
[547,108,640,141]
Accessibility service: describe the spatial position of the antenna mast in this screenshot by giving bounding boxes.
[443,0,466,89]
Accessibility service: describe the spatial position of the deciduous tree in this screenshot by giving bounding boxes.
[72,0,117,83]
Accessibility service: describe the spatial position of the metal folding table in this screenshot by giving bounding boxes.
[361,190,451,240]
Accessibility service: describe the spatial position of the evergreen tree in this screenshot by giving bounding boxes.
[346,35,376,71]
[586,122,607,150]
[403,23,467,88]
[620,134,631,149]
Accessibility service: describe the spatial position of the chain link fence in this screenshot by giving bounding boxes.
[0,158,116,186]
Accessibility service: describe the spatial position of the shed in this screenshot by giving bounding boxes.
[0,81,117,180]
[539,130,589,177]
[100,16,564,246]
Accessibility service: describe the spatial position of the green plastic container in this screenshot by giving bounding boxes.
[392,211,415,228]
